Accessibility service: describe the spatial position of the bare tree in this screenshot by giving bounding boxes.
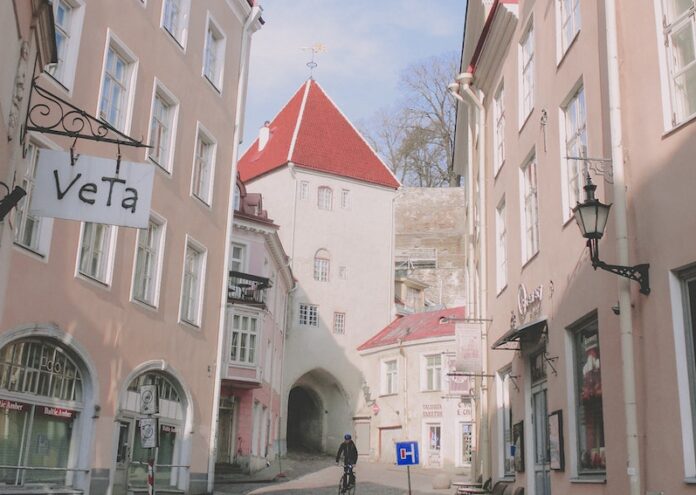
[363,52,459,187]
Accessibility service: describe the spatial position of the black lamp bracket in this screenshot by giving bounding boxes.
[565,156,614,183]
[587,239,650,295]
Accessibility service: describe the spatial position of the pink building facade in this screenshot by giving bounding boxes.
[452,1,696,494]
[0,1,262,493]
[217,179,293,473]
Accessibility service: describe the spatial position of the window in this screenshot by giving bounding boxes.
[14,143,53,256]
[192,126,216,205]
[570,315,605,474]
[493,82,505,174]
[498,369,515,477]
[149,84,178,172]
[299,303,318,326]
[233,184,242,211]
[180,239,206,325]
[660,0,696,125]
[382,359,398,395]
[78,222,116,284]
[230,313,257,365]
[333,312,346,334]
[341,189,351,209]
[99,39,136,131]
[460,422,474,466]
[562,86,587,219]
[496,198,507,293]
[519,21,535,124]
[317,186,332,210]
[314,249,330,282]
[520,156,539,262]
[230,243,246,272]
[299,181,309,200]
[559,0,581,55]
[203,16,225,90]
[162,0,190,46]
[422,354,442,392]
[49,0,84,89]
[338,266,348,280]
[133,217,165,306]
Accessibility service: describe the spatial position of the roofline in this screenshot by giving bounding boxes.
[357,334,456,355]
[467,0,518,74]
[287,79,312,162]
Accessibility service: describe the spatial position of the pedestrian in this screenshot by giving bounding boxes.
[335,433,358,487]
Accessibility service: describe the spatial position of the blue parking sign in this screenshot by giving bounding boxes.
[395,441,419,465]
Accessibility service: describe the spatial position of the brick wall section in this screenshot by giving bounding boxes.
[395,187,467,307]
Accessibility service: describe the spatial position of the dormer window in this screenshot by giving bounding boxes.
[317,186,332,210]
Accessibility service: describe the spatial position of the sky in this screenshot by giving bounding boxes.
[241,0,466,149]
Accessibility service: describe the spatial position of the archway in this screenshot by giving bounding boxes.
[287,386,323,452]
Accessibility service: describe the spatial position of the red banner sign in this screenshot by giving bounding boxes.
[0,399,28,412]
[40,406,75,419]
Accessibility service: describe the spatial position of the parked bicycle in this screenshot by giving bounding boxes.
[337,463,356,494]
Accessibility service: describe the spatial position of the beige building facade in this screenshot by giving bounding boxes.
[0,1,261,493]
[452,0,696,494]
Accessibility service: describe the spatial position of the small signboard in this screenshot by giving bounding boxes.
[395,441,419,466]
[455,323,482,373]
[140,418,159,449]
[30,149,155,228]
[140,385,159,415]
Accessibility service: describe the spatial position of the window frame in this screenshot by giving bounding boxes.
[190,122,217,206]
[298,303,318,327]
[229,311,259,366]
[131,213,167,308]
[202,12,226,91]
[333,312,346,334]
[299,181,309,200]
[421,354,442,392]
[147,79,180,173]
[313,249,330,282]
[179,235,207,327]
[97,31,138,133]
[497,367,515,477]
[340,189,351,209]
[317,186,333,211]
[230,242,247,273]
[519,152,540,263]
[76,222,118,286]
[381,358,399,396]
[161,0,191,49]
[518,18,535,127]
[493,81,506,175]
[559,82,588,222]
[556,0,581,61]
[495,196,507,294]
[48,0,85,91]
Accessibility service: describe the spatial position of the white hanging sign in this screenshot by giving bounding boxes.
[140,418,159,449]
[30,149,154,228]
[455,323,482,373]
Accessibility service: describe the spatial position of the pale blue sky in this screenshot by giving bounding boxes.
[242,0,466,148]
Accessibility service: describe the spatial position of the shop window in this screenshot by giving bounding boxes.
[570,314,605,474]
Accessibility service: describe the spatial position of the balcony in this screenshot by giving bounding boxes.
[227,271,272,307]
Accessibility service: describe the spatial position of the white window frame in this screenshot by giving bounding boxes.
[179,235,207,327]
[13,139,55,258]
[48,0,85,91]
[131,213,167,308]
[338,266,348,280]
[456,421,474,468]
[203,12,226,91]
[333,312,346,334]
[341,189,351,209]
[229,310,259,366]
[381,358,399,396]
[559,83,588,222]
[147,80,179,173]
[496,197,507,294]
[518,19,535,127]
[190,122,217,206]
[313,249,330,282]
[299,180,309,200]
[496,367,515,477]
[519,152,539,263]
[76,222,118,286]
[161,0,191,49]
[298,303,318,327]
[493,81,506,175]
[97,31,138,133]
[556,0,581,61]
[317,186,333,210]
[230,242,247,273]
[421,354,442,392]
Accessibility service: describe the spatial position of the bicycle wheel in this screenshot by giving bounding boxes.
[337,476,346,494]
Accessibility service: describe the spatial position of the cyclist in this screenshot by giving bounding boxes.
[335,433,358,488]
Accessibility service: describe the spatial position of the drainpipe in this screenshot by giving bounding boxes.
[207,5,262,493]
[603,2,641,494]
[277,277,298,472]
[449,74,489,482]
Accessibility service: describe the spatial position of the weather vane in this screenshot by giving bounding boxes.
[301,43,327,79]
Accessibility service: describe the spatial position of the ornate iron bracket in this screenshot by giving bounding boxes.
[21,77,150,154]
[587,239,650,295]
[565,156,614,183]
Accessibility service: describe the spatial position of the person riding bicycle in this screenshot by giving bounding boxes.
[335,433,358,487]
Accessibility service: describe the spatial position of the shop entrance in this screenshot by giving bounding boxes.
[216,398,237,464]
[530,350,551,495]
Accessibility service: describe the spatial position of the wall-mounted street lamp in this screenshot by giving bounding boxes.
[0,182,26,222]
[572,173,650,295]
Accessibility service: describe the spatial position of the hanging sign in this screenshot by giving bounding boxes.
[444,355,473,396]
[455,323,482,373]
[140,385,159,415]
[30,149,155,228]
[140,418,159,448]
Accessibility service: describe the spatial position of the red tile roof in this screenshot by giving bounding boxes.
[358,307,466,351]
[239,80,400,189]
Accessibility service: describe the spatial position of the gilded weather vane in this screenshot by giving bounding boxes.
[301,43,327,79]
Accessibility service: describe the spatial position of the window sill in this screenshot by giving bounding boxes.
[493,161,505,180]
[496,283,508,297]
[570,476,606,484]
[228,361,256,369]
[162,26,186,52]
[518,107,534,133]
[44,72,72,95]
[13,242,48,262]
[131,297,159,312]
[192,193,213,209]
[663,111,696,138]
[203,74,223,95]
[76,272,111,290]
[685,477,696,484]
[179,318,201,330]
[149,156,173,176]
[379,393,398,398]
[521,250,539,270]
[557,30,580,69]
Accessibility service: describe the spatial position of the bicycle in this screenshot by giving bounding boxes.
[337,463,356,494]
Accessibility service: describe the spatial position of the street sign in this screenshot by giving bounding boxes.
[396,441,419,466]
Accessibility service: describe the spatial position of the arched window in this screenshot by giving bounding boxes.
[0,338,86,487]
[317,187,332,210]
[314,249,330,282]
[233,184,241,211]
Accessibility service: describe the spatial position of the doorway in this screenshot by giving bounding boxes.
[217,402,237,464]
[530,350,550,495]
[287,386,323,452]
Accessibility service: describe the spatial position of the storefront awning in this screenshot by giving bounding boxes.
[491,316,548,350]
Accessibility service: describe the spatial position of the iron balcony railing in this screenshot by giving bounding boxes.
[228,271,272,306]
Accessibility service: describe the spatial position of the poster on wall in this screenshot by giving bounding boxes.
[548,410,565,470]
[30,149,155,228]
[512,421,525,473]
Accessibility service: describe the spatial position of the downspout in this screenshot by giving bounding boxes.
[207,5,262,493]
[603,2,642,494]
[277,275,297,472]
[449,74,490,482]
